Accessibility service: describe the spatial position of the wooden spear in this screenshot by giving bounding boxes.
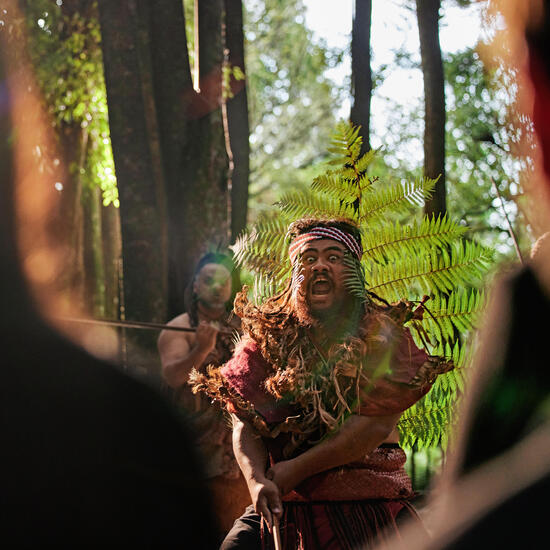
[55,316,196,332]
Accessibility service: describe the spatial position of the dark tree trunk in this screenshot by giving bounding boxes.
[350,0,373,155]
[145,0,230,318]
[144,0,196,318]
[97,0,168,370]
[224,0,250,242]
[416,0,446,216]
[82,185,106,317]
[195,0,230,243]
[101,203,122,321]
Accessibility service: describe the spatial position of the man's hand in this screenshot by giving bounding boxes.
[195,321,218,353]
[248,477,282,530]
[266,459,303,497]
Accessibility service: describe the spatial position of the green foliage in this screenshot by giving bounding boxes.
[366,240,491,300]
[445,47,532,257]
[233,121,494,449]
[223,63,246,99]
[24,1,118,206]
[244,0,344,216]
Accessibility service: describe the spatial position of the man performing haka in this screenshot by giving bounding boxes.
[191,217,453,549]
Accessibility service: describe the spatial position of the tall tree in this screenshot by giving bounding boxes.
[194,0,230,242]
[224,0,250,242]
[97,0,168,367]
[416,0,446,216]
[144,0,230,317]
[350,0,373,155]
[143,0,196,318]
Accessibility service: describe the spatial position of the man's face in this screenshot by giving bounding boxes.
[297,238,354,318]
[194,263,232,309]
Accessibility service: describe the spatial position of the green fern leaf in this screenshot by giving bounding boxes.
[362,215,468,264]
[277,189,356,220]
[359,176,438,222]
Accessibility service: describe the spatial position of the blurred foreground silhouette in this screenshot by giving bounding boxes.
[0,3,216,545]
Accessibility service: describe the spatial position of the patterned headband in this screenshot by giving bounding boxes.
[288,226,363,264]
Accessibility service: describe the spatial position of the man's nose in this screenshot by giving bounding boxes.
[312,259,328,271]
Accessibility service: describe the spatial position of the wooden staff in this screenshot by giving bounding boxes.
[55,316,197,333]
[273,517,282,550]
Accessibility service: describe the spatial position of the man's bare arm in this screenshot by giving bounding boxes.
[158,317,218,388]
[268,413,400,496]
[231,414,282,527]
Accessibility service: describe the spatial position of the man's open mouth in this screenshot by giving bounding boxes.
[311,278,332,295]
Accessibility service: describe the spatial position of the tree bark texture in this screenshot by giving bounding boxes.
[224,0,250,242]
[145,0,230,318]
[195,0,230,245]
[97,0,168,369]
[101,203,122,321]
[144,0,197,319]
[416,0,446,216]
[82,185,105,317]
[350,0,373,155]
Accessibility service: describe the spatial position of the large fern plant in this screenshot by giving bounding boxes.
[233,121,492,450]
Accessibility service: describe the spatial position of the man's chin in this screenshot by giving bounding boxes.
[199,297,226,310]
[307,293,358,322]
[308,298,337,318]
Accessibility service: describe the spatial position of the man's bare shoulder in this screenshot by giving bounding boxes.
[158,313,193,348]
[166,313,192,329]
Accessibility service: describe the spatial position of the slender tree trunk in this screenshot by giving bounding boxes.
[224,0,250,242]
[101,203,122,321]
[55,125,86,311]
[82,185,105,317]
[97,0,168,371]
[350,0,373,155]
[416,0,446,216]
[195,0,230,242]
